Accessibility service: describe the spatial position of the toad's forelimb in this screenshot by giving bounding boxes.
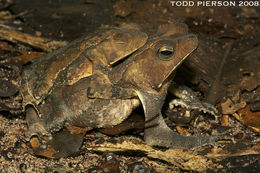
[136,84,224,149]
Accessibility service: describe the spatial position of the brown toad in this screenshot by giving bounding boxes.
[21,23,220,158]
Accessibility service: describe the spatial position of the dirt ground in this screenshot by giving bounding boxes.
[0,0,259,172]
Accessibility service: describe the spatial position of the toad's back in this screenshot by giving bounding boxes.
[21,23,148,108]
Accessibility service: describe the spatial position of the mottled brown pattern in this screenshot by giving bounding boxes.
[21,23,202,158]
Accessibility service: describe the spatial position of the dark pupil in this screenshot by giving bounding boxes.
[160,50,173,56]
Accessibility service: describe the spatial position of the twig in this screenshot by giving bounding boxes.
[0,25,68,52]
[0,1,13,11]
[206,40,234,104]
[0,10,29,20]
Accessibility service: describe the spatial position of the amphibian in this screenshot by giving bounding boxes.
[21,23,221,158]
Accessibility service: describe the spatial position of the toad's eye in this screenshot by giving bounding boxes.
[158,46,174,60]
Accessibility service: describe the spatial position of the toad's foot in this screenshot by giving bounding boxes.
[29,128,85,159]
[26,122,52,145]
[169,85,218,120]
[144,113,231,149]
[25,107,52,149]
[26,107,85,158]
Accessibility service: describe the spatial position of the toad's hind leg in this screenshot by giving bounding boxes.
[25,95,88,158]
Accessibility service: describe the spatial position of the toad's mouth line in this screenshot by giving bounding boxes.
[157,52,192,89]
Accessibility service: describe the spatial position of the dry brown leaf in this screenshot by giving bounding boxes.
[221,114,230,126]
[65,124,92,135]
[240,75,260,92]
[30,136,57,159]
[238,105,260,130]
[221,98,246,114]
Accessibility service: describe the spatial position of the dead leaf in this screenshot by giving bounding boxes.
[240,75,260,91]
[65,124,92,135]
[221,98,246,114]
[238,105,260,130]
[30,136,57,159]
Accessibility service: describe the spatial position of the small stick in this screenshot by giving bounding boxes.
[206,40,233,104]
[0,25,68,52]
